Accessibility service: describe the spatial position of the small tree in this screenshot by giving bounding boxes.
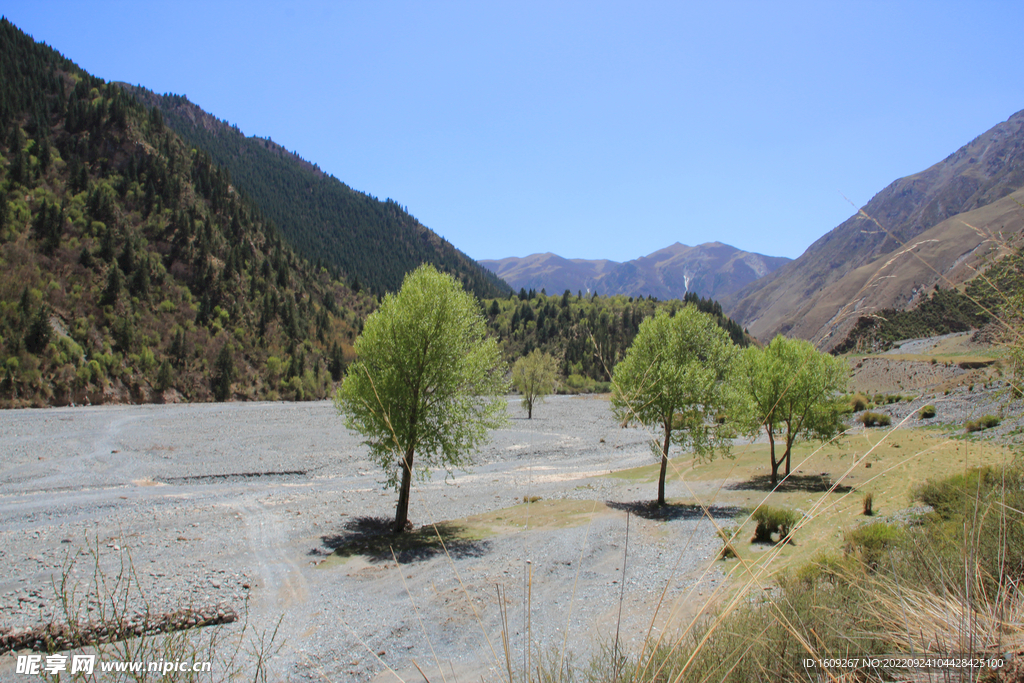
[212,345,235,402]
[511,349,558,418]
[611,307,738,505]
[335,265,509,533]
[735,335,848,487]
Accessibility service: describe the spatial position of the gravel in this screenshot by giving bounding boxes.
[0,395,730,682]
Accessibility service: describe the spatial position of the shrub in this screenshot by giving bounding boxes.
[752,506,799,544]
[718,527,738,559]
[860,411,891,427]
[919,404,936,419]
[862,492,874,516]
[850,392,869,411]
[965,415,999,432]
[844,522,901,570]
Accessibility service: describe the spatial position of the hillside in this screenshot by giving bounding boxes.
[481,290,749,389]
[725,109,1024,348]
[0,19,368,407]
[121,86,510,299]
[481,241,789,302]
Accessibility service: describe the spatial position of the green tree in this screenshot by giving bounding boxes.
[511,349,558,418]
[611,306,738,505]
[212,344,235,402]
[334,264,509,533]
[735,335,849,487]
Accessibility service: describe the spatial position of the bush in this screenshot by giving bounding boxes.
[844,522,901,570]
[718,527,738,559]
[919,404,936,419]
[752,506,799,544]
[965,414,1000,432]
[862,492,874,516]
[910,466,1024,597]
[850,392,869,411]
[915,466,1002,519]
[860,411,891,427]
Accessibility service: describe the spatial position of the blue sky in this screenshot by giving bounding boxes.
[4,2,1022,262]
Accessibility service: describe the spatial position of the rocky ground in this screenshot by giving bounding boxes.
[0,396,730,682]
[2,334,1021,682]
[849,331,1024,445]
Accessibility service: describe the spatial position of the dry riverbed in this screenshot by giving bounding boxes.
[0,396,733,682]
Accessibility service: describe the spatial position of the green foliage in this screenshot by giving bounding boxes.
[909,466,1024,598]
[751,505,799,544]
[0,19,367,407]
[918,404,936,419]
[965,415,1000,432]
[155,359,173,391]
[849,392,869,412]
[334,265,509,532]
[611,306,737,505]
[511,349,558,418]
[836,251,1024,353]
[481,291,749,386]
[211,345,235,401]
[859,411,891,427]
[127,89,509,300]
[844,522,900,570]
[735,335,849,486]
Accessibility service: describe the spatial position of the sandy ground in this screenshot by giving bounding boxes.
[0,396,730,682]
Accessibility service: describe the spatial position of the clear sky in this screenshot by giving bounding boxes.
[4,1,1022,262]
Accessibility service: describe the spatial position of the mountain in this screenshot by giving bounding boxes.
[481,242,790,302]
[725,109,1024,349]
[0,19,366,407]
[120,86,510,299]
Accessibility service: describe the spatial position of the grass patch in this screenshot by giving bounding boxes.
[751,505,799,544]
[860,411,891,427]
[965,414,1001,432]
[605,428,1013,575]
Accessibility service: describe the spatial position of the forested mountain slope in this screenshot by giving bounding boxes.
[122,86,510,299]
[726,109,1024,348]
[0,19,367,407]
[481,289,749,388]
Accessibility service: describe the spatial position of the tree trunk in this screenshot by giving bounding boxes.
[658,422,671,506]
[527,398,533,419]
[767,428,780,487]
[393,444,415,533]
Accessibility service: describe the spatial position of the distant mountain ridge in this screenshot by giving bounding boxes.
[725,108,1024,349]
[120,86,510,299]
[481,242,790,302]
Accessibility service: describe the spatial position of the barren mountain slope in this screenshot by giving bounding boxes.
[726,109,1024,343]
[802,188,1024,350]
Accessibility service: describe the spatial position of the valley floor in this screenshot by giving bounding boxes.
[0,379,1019,682]
[0,397,730,682]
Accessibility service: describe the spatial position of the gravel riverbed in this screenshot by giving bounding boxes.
[0,396,730,682]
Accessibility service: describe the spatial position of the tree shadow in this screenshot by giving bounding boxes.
[606,500,746,521]
[316,515,491,564]
[726,473,853,493]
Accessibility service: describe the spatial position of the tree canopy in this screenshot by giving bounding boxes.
[511,349,558,418]
[735,335,849,486]
[334,264,508,532]
[611,306,738,505]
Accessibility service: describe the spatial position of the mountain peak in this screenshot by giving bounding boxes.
[481,243,790,301]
